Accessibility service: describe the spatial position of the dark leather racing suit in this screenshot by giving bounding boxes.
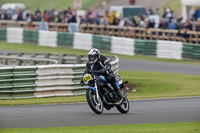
[84,55,120,95]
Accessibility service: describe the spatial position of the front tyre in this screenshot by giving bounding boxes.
[116,98,129,113]
[86,89,104,114]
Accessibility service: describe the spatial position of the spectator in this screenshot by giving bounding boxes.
[0,11,8,20]
[189,8,195,20]
[17,10,24,21]
[35,12,42,21]
[7,8,12,20]
[159,19,167,29]
[193,8,198,21]
[118,18,125,27]
[79,16,87,24]
[54,12,61,23]
[97,5,105,17]
[162,8,167,19]
[147,7,154,15]
[155,8,160,15]
[182,28,190,41]
[138,17,145,28]
[129,0,135,5]
[195,20,200,31]
[166,10,172,19]
[43,10,49,22]
[131,17,137,27]
[68,13,76,23]
[11,12,18,21]
[168,19,176,30]
[176,16,183,29]
[35,8,41,15]
[74,0,82,9]
[145,18,155,28]
[182,18,192,30]
[22,7,31,21]
[198,8,200,21]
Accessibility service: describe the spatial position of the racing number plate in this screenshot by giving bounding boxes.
[83,74,92,84]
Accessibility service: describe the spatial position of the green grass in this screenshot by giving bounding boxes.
[120,71,200,100]
[1,41,200,65]
[0,122,199,133]
[1,70,200,106]
[0,0,101,12]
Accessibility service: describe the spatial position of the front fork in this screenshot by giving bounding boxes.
[95,82,100,100]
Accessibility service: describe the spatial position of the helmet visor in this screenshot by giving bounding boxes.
[89,55,96,61]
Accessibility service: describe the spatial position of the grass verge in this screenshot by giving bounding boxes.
[1,42,200,65]
[1,70,200,106]
[0,122,199,133]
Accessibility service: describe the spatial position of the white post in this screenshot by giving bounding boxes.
[181,0,187,22]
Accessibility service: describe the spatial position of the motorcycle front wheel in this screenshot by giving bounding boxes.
[86,89,104,114]
[116,98,130,113]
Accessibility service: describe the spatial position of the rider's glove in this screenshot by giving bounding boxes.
[94,68,107,75]
[85,69,93,74]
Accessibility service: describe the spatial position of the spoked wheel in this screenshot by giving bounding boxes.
[86,89,104,114]
[116,98,130,113]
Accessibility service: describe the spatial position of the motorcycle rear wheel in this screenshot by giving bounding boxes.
[86,89,104,114]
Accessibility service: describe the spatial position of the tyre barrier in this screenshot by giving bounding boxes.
[0,52,89,66]
[0,55,119,99]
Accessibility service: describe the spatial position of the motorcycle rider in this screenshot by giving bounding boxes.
[81,48,125,99]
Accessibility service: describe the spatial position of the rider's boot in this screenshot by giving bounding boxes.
[112,83,125,99]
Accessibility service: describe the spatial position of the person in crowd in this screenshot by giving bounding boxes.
[162,8,167,18]
[35,8,41,15]
[138,16,146,28]
[147,7,154,15]
[11,12,18,21]
[155,8,159,15]
[129,0,135,5]
[189,8,195,20]
[35,12,42,22]
[79,16,87,24]
[168,19,176,30]
[6,8,13,20]
[0,11,8,20]
[68,13,77,23]
[182,18,193,31]
[195,20,200,31]
[146,18,155,28]
[43,10,49,22]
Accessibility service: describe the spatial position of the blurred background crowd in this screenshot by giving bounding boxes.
[0,1,200,32]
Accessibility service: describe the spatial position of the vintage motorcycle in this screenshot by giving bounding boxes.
[82,72,130,114]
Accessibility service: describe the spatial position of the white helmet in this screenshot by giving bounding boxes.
[88,48,100,64]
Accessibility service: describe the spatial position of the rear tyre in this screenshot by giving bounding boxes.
[116,98,129,113]
[86,89,104,114]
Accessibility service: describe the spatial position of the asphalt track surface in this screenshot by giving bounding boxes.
[0,97,200,128]
[119,59,200,75]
